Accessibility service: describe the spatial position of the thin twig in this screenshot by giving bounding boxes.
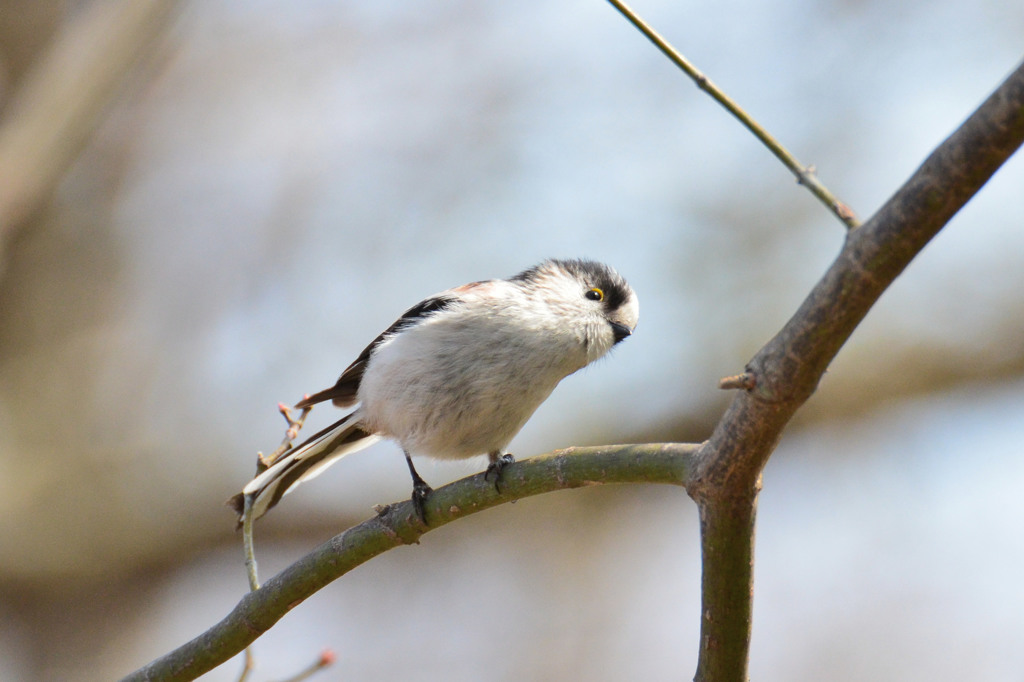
[718,372,756,391]
[606,0,860,229]
[236,648,255,682]
[257,402,312,473]
[242,494,260,591]
[236,400,313,681]
[244,400,314,593]
[237,494,261,682]
[277,650,336,682]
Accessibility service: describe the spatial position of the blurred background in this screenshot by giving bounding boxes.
[1,1,1022,680]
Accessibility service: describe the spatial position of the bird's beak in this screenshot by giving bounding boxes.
[610,321,633,344]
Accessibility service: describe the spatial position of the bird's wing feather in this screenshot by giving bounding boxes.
[294,294,460,409]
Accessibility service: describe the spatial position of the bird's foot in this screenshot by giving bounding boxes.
[410,481,433,524]
[484,453,515,493]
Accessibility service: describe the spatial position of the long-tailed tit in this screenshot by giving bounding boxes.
[230,258,639,524]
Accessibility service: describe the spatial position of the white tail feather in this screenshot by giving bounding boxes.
[240,414,380,522]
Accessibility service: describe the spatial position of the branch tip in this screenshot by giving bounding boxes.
[606,0,858,228]
[835,201,858,225]
[267,647,336,682]
[718,372,756,391]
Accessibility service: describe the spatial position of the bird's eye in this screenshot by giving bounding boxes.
[585,287,605,302]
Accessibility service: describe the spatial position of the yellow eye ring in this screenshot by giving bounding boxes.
[585,287,605,302]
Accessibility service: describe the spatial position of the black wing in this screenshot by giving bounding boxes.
[294,295,457,409]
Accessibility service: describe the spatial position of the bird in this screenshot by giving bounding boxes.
[229,258,639,525]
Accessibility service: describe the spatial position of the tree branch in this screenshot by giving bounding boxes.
[606,0,860,228]
[121,443,699,682]
[688,58,1024,681]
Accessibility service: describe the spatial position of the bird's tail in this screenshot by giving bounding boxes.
[227,414,380,525]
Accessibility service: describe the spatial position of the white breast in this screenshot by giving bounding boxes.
[357,285,593,460]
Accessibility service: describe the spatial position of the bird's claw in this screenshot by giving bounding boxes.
[410,481,432,524]
[484,453,515,493]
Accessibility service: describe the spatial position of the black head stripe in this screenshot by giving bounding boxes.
[514,259,631,312]
[593,271,629,312]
